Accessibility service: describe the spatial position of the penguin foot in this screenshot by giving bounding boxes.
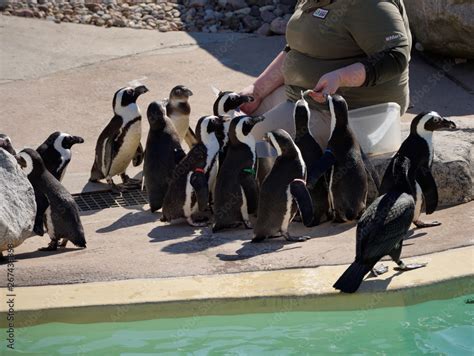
[414,220,441,229]
[394,260,427,271]
[371,264,388,276]
[283,233,309,242]
[187,217,208,227]
[38,240,58,251]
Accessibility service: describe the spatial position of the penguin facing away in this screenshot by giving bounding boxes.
[380,112,456,228]
[293,93,330,226]
[143,101,186,213]
[90,85,148,192]
[252,129,314,243]
[166,85,198,149]
[0,134,16,155]
[37,131,84,181]
[213,115,264,232]
[161,116,224,226]
[307,94,368,222]
[16,148,86,251]
[333,155,427,294]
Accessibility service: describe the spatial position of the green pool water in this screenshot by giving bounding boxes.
[3,295,473,355]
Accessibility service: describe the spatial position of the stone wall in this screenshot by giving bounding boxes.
[0,0,296,34]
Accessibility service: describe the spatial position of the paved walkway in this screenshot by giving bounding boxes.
[0,16,473,287]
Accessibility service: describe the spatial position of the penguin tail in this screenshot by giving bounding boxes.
[333,262,372,293]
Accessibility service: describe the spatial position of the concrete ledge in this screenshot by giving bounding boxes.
[1,246,472,328]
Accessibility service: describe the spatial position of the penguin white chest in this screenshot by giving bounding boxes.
[109,122,141,176]
[171,114,189,141]
[281,186,293,233]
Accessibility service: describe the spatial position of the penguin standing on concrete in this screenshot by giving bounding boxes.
[37,132,84,181]
[162,116,224,226]
[143,101,186,213]
[252,129,313,243]
[166,85,198,149]
[33,132,84,237]
[333,156,427,294]
[380,112,456,228]
[307,94,368,222]
[16,148,86,251]
[90,85,149,192]
[213,115,264,232]
[293,93,329,226]
[0,134,16,155]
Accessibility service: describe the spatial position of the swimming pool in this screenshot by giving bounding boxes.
[4,294,473,354]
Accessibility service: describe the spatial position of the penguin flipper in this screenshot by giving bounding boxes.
[361,149,380,204]
[239,172,258,214]
[307,149,336,189]
[290,179,314,227]
[190,171,209,212]
[416,166,438,214]
[185,128,198,148]
[174,146,186,164]
[33,191,49,236]
[132,143,145,167]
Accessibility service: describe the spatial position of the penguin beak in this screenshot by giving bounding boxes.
[185,89,193,97]
[249,115,265,125]
[134,85,149,97]
[71,136,84,145]
[439,117,457,130]
[240,95,254,103]
[15,154,27,168]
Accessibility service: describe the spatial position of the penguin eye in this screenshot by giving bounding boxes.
[432,117,440,123]
[127,89,133,95]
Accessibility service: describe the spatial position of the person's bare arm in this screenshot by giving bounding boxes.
[240,51,286,114]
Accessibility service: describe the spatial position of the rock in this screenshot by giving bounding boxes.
[242,15,261,31]
[233,7,251,16]
[13,8,35,17]
[260,9,275,23]
[270,16,288,35]
[188,0,207,8]
[370,117,473,207]
[404,0,474,59]
[256,22,271,36]
[228,0,247,10]
[0,150,36,253]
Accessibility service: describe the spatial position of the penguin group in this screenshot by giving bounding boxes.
[1,82,457,294]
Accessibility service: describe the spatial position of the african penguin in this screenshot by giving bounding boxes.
[37,132,84,181]
[161,116,224,226]
[33,132,84,238]
[293,93,330,226]
[252,129,313,243]
[90,85,148,192]
[333,155,427,294]
[0,134,16,155]
[143,101,186,213]
[212,90,254,165]
[166,85,198,149]
[380,112,456,228]
[212,115,264,232]
[16,148,86,251]
[307,94,368,222]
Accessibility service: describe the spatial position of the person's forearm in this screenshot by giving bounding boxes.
[335,62,367,88]
[253,51,286,99]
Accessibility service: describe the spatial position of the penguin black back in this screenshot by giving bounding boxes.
[144,101,186,212]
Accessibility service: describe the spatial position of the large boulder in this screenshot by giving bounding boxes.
[404,0,474,59]
[371,116,473,207]
[0,150,36,253]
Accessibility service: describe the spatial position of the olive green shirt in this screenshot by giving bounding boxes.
[284,0,412,112]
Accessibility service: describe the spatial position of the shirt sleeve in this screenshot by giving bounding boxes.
[345,0,411,85]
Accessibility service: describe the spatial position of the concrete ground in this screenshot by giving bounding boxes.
[0,16,473,287]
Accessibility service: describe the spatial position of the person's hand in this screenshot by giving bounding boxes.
[239,84,262,114]
[308,70,342,103]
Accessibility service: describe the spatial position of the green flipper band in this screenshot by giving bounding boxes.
[242,168,256,176]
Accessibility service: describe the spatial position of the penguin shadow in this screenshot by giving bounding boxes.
[359,270,404,291]
[305,220,356,238]
[96,210,159,234]
[148,222,207,244]
[217,240,302,262]
[405,230,428,241]
[159,227,251,254]
[12,247,81,261]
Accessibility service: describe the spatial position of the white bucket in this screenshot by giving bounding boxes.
[349,102,402,156]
